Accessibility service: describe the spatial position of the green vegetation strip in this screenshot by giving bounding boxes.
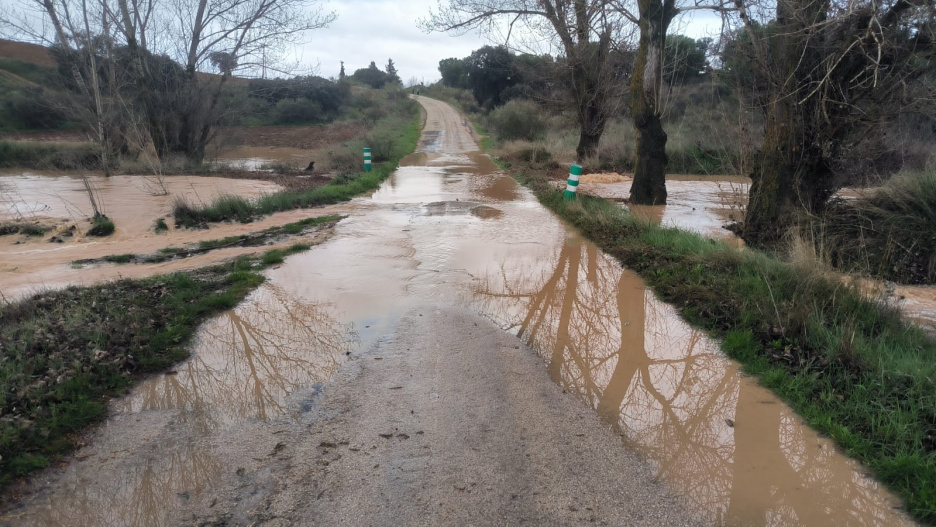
[0,223,47,237]
[71,215,343,266]
[0,141,101,170]
[515,170,936,523]
[173,108,422,227]
[0,243,313,489]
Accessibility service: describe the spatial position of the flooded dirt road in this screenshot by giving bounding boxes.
[1,97,915,526]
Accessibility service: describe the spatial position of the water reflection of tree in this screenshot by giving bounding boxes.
[472,237,906,527]
[118,282,358,431]
[24,283,357,527]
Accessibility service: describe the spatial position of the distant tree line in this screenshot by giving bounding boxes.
[427,0,935,246]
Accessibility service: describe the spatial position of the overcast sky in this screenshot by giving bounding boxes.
[294,1,725,84]
[2,0,725,84]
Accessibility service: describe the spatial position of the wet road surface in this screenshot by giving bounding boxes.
[0,96,916,526]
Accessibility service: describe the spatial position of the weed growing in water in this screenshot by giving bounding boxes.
[86,215,115,236]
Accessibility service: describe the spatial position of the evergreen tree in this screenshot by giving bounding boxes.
[386,58,400,83]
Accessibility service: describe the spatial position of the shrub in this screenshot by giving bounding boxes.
[486,100,547,142]
[800,171,936,284]
[272,98,324,124]
[363,128,396,162]
[87,215,115,236]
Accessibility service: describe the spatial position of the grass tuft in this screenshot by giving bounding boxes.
[86,215,115,237]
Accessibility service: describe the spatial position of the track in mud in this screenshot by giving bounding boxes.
[0,96,916,526]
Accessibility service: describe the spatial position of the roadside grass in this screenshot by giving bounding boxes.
[513,169,936,523]
[173,105,421,228]
[0,243,319,490]
[72,215,343,267]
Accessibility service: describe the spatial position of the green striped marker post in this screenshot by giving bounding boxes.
[564,164,582,200]
[363,147,372,172]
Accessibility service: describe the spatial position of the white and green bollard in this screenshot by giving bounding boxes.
[564,164,582,200]
[363,147,372,172]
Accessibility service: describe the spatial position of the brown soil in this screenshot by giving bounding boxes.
[0,40,55,67]
[222,123,367,150]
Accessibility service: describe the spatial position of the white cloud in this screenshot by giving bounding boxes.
[291,0,489,84]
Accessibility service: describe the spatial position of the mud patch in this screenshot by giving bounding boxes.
[470,205,502,220]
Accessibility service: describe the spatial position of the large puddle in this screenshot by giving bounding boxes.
[213,145,315,171]
[1,97,917,526]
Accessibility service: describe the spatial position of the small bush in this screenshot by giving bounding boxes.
[363,129,396,162]
[328,143,364,173]
[87,215,115,237]
[153,218,168,233]
[486,100,547,142]
[272,98,324,125]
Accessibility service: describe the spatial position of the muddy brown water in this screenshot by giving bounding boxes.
[579,172,749,246]
[214,145,316,171]
[0,172,357,299]
[0,97,916,526]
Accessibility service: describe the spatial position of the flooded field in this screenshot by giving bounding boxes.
[578,172,749,244]
[0,172,357,298]
[213,145,315,171]
[0,172,281,237]
[2,97,917,526]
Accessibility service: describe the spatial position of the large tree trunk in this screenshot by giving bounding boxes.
[741,0,832,245]
[576,101,606,161]
[629,0,676,205]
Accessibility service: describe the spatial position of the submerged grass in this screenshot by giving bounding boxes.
[173,106,421,228]
[0,240,322,490]
[73,215,343,267]
[86,215,115,237]
[513,168,936,523]
[0,223,47,237]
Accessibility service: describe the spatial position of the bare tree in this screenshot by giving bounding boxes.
[731,0,935,244]
[3,0,336,164]
[610,0,732,204]
[423,0,628,161]
[424,0,729,202]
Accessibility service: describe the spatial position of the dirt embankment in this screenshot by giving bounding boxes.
[222,123,367,150]
[0,39,55,66]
